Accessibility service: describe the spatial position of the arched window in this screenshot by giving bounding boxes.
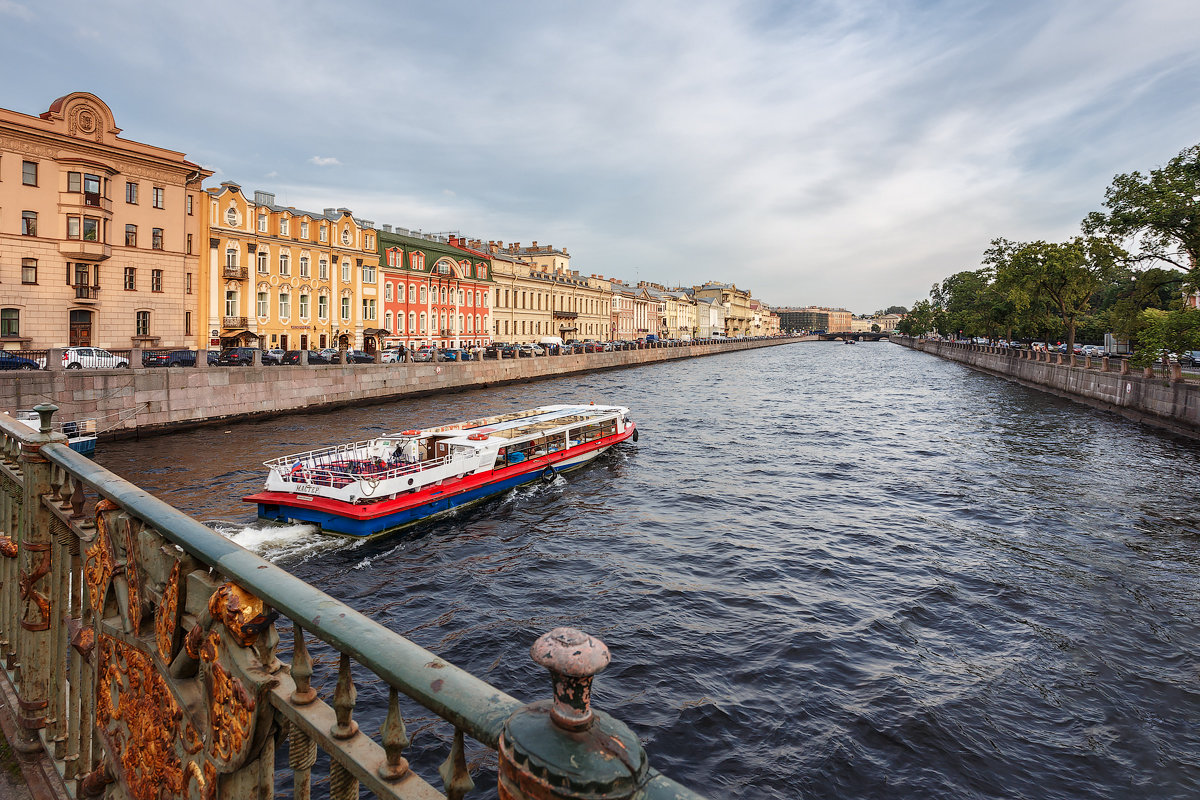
[459,314,465,332]
[440,287,447,304]
[475,314,481,333]
[420,286,427,303]
[409,284,416,302]
[384,311,392,331]
[419,312,427,334]
[225,247,238,268]
[458,289,464,304]
[409,312,416,333]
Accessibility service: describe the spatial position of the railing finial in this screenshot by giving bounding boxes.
[33,403,58,434]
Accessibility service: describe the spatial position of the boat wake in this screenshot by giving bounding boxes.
[208,521,361,563]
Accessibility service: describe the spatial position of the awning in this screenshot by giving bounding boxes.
[363,328,391,336]
[220,329,260,339]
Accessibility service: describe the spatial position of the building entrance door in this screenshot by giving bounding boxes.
[69,310,92,346]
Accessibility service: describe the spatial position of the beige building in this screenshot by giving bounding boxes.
[201,183,377,351]
[489,242,612,342]
[0,92,210,351]
[692,282,754,336]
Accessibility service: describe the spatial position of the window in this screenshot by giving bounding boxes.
[225,207,238,225]
[319,224,328,243]
[67,217,81,239]
[83,217,99,241]
[186,273,192,295]
[280,217,289,236]
[126,181,138,204]
[318,295,328,319]
[151,269,163,292]
[299,294,310,318]
[152,228,163,249]
[68,172,81,192]
[437,261,450,275]
[153,187,165,209]
[300,221,309,238]
[185,311,192,335]
[341,261,350,283]
[74,262,91,287]
[384,283,392,302]
[365,233,374,249]
[258,214,268,233]
[459,289,465,304]
[186,195,193,215]
[21,161,37,186]
[21,211,36,236]
[279,292,290,318]
[420,312,427,333]
[341,228,350,245]
[83,174,101,202]
[385,311,393,332]
[319,259,328,280]
[299,255,310,277]
[124,267,136,290]
[1,309,19,338]
[21,258,36,284]
[341,297,350,321]
[409,312,416,333]
[408,284,417,302]
[257,292,268,318]
[136,311,150,336]
[186,233,193,254]
[279,253,290,275]
[363,264,376,283]
[257,250,268,274]
[125,224,137,247]
[225,291,238,316]
[362,299,376,320]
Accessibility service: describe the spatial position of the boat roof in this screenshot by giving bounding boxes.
[399,404,627,444]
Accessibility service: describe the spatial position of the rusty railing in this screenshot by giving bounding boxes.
[0,405,706,800]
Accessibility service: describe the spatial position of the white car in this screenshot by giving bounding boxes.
[54,347,130,369]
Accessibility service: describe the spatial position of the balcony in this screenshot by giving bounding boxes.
[59,240,111,261]
[58,191,113,214]
[73,285,101,302]
[222,266,248,280]
[552,311,578,319]
[223,316,249,329]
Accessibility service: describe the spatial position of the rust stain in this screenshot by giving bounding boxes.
[121,516,144,633]
[425,660,446,669]
[431,678,444,692]
[200,630,256,765]
[70,624,95,660]
[18,543,51,631]
[85,500,120,614]
[0,535,17,559]
[155,561,181,661]
[209,583,275,647]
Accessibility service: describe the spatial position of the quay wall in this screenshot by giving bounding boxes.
[895,336,1200,440]
[0,337,805,438]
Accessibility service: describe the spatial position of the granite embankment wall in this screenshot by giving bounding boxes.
[1,337,805,439]
[895,336,1200,439]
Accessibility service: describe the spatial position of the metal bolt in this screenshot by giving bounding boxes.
[530,627,610,731]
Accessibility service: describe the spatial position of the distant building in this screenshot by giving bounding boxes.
[489,242,611,342]
[0,92,210,351]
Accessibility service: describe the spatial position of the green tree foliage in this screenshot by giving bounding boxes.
[896,299,938,336]
[986,237,1124,353]
[1129,308,1200,369]
[1083,143,1200,280]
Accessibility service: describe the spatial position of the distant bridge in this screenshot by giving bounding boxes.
[818,331,892,341]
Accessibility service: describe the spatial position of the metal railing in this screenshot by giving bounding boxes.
[0,406,704,800]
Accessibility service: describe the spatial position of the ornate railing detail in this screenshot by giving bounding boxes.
[0,405,706,800]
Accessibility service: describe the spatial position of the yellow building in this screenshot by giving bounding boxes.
[0,92,210,351]
[489,242,612,342]
[201,184,377,351]
[693,282,753,336]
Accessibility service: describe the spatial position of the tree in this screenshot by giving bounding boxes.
[897,299,938,336]
[1129,308,1200,369]
[1083,142,1200,279]
[986,236,1124,354]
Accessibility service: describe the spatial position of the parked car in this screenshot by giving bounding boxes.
[411,346,435,362]
[0,352,40,370]
[216,347,261,366]
[55,347,129,369]
[441,348,474,362]
[1179,350,1200,367]
[261,348,284,366]
[342,349,376,364]
[281,350,330,365]
[142,349,207,368]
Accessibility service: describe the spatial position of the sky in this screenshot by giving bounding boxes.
[3,0,1200,315]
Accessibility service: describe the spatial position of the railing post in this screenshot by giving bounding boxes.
[14,403,64,753]
[498,628,650,800]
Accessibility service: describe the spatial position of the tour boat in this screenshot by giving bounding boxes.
[9,410,98,456]
[244,404,638,537]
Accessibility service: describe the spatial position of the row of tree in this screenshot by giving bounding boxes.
[895,143,1200,364]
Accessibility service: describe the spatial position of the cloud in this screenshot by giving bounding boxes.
[308,156,341,167]
[0,1,33,21]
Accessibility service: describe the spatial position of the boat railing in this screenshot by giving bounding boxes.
[0,404,706,800]
[274,449,459,490]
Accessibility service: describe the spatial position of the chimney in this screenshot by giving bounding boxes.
[323,207,335,217]
[253,190,275,206]
[381,224,392,233]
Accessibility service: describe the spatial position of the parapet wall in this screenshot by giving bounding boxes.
[894,336,1200,440]
[0,338,803,439]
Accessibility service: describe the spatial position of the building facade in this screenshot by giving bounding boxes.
[376,229,492,350]
[0,93,210,351]
[692,283,753,337]
[201,183,378,351]
[490,242,612,342]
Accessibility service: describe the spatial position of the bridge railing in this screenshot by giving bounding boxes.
[0,405,705,800]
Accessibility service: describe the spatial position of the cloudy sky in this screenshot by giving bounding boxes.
[4,0,1199,313]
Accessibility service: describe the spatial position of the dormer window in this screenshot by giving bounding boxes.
[341,229,351,245]
[225,207,238,226]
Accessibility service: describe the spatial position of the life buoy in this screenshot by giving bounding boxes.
[467,433,489,441]
[401,430,421,436]
[541,467,556,483]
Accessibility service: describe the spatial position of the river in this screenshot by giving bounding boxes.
[95,341,1200,799]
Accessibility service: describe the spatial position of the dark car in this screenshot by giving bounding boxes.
[216,347,262,366]
[281,350,331,365]
[142,349,211,368]
[1179,350,1200,367]
[343,350,376,364]
[0,352,40,370]
[485,344,517,359]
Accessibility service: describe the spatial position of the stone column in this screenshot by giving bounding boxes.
[1120,359,1129,375]
[130,347,144,368]
[298,350,309,366]
[46,348,65,372]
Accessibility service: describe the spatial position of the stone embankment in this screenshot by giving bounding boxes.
[895,336,1200,439]
[0,337,805,439]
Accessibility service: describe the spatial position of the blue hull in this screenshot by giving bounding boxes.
[256,464,556,537]
[68,437,96,457]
